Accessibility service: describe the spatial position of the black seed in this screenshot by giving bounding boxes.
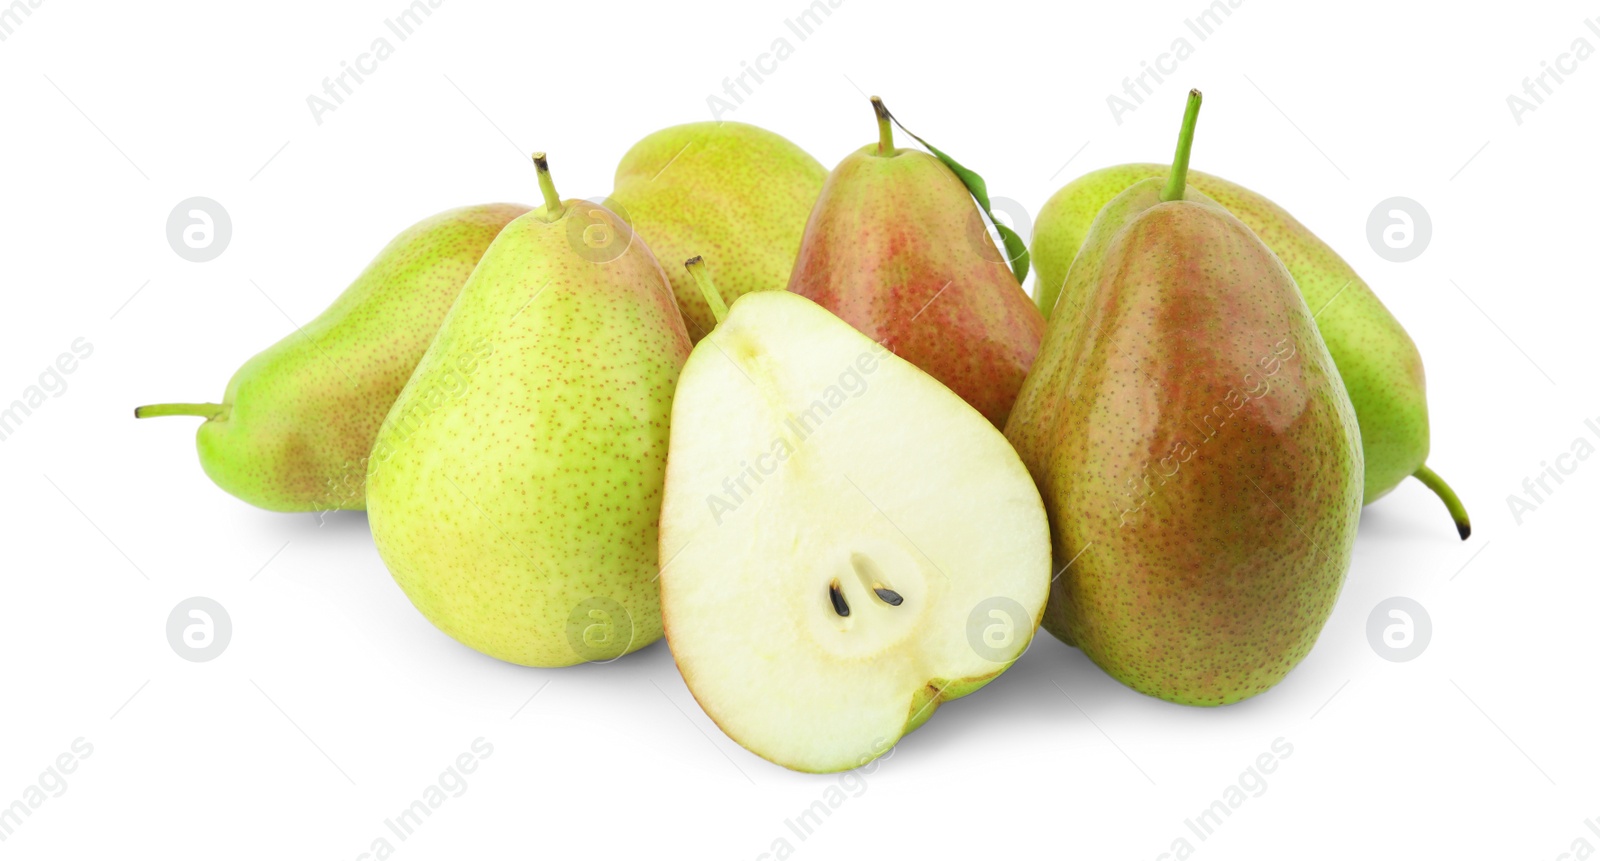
[873,587,904,606]
[829,582,850,617]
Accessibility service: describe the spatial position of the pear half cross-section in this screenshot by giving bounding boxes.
[659,290,1050,773]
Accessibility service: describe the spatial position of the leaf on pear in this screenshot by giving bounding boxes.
[885,113,1031,286]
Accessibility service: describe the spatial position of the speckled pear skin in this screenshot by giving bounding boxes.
[1033,165,1425,504]
[365,199,691,668]
[786,144,1045,428]
[611,122,826,341]
[178,204,527,512]
[1005,184,1363,706]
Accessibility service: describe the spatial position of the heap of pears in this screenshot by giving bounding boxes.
[138,90,1467,773]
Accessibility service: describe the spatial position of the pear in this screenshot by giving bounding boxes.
[659,258,1049,772]
[786,97,1044,428]
[1005,92,1363,705]
[1031,155,1467,538]
[610,121,826,341]
[135,203,528,512]
[366,155,691,667]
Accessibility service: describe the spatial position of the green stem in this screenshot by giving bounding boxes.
[684,256,728,325]
[532,152,565,221]
[871,96,894,156]
[1413,465,1471,541]
[1160,89,1203,203]
[134,402,225,420]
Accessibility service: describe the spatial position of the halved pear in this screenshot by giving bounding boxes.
[659,267,1049,773]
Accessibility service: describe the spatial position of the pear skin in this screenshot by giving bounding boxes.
[611,122,826,341]
[787,98,1044,428]
[136,203,528,512]
[1031,163,1467,536]
[366,156,690,667]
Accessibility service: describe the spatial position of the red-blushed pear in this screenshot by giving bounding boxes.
[1030,144,1467,539]
[366,154,690,667]
[786,97,1044,428]
[135,202,528,512]
[1004,92,1364,705]
[658,257,1049,773]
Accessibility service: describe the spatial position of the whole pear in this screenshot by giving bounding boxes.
[1031,158,1466,537]
[135,203,528,512]
[366,155,691,667]
[787,97,1044,428]
[1005,92,1363,705]
[610,121,825,341]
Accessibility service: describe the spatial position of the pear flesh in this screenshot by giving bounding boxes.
[367,176,690,667]
[660,290,1049,773]
[1006,180,1364,706]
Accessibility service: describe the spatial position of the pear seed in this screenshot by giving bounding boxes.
[828,582,850,617]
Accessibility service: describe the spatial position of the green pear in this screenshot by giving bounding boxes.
[660,259,1049,772]
[610,121,826,341]
[1005,92,1363,705]
[366,155,691,667]
[135,203,528,512]
[787,97,1045,428]
[1030,144,1467,538]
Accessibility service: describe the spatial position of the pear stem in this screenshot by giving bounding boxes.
[134,402,224,420]
[871,96,894,156]
[1413,465,1472,541]
[532,152,565,221]
[1160,89,1203,203]
[684,256,728,325]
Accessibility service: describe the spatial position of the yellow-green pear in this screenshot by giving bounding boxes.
[135,203,528,512]
[610,121,826,340]
[367,155,691,667]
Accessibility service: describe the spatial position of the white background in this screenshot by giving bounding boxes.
[0,0,1594,858]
